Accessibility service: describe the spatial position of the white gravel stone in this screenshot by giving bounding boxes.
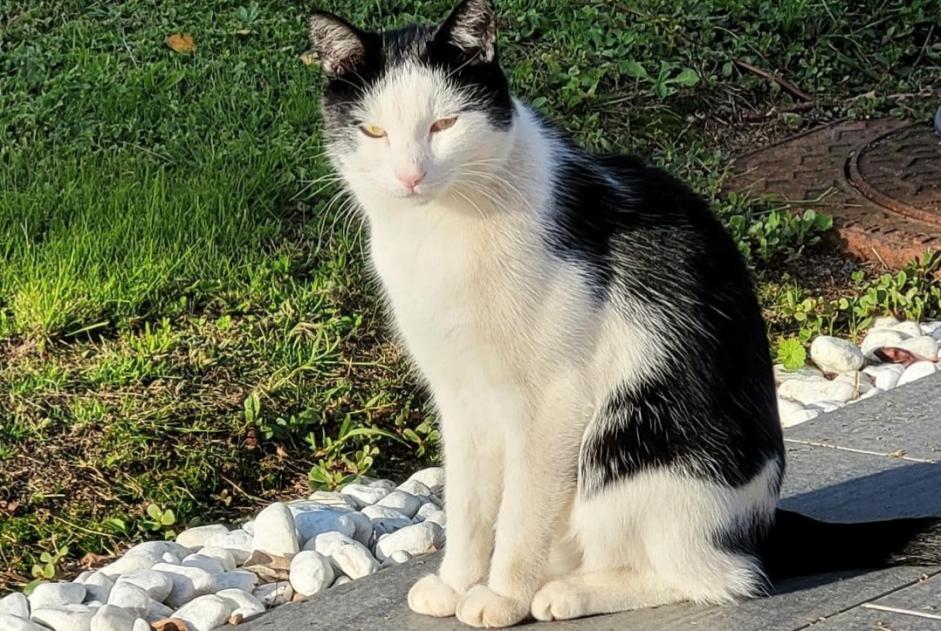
[30,607,94,631]
[872,315,900,329]
[0,592,30,618]
[114,570,173,603]
[252,582,293,607]
[181,554,225,575]
[396,479,432,497]
[808,399,845,413]
[773,364,824,383]
[289,551,335,597]
[414,502,440,522]
[211,570,258,593]
[98,542,187,579]
[342,511,373,547]
[307,491,358,510]
[151,563,215,609]
[777,377,857,405]
[897,361,939,387]
[810,336,864,373]
[833,371,875,396]
[192,546,235,572]
[175,525,230,550]
[81,573,114,604]
[0,613,48,631]
[89,604,136,631]
[251,502,299,557]
[202,529,252,565]
[896,335,939,360]
[241,521,254,536]
[862,364,905,390]
[374,522,444,562]
[172,594,234,631]
[330,540,380,579]
[340,484,390,508]
[293,509,357,542]
[861,328,907,359]
[29,583,86,611]
[371,517,413,537]
[779,407,820,428]
[145,601,173,623]
[361,504,411,522]
[106,582,154,619]
[921,321,941,335]
[333,576,352,587]
[376,491,422,518]
[132,620,149,631]
[423,509,446,528]
[306,531,357,557]
[407,468,445,494]
[216,589,265,620]
[367,478,396,490]
[73,572,94,585]
[890,321,923,338]
[384,550,413,566]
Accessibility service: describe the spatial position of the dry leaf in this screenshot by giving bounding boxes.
[152,620,189,631]
[229,612,244,625]
[299,51,318,66]
[80,552,112,568]
[874,347,918,366]
[166,33,196,54]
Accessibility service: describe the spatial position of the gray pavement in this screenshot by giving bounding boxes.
[246,373,941,630]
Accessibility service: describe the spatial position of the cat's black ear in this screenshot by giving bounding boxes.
[308,11,367,77]
[436,0,498,63]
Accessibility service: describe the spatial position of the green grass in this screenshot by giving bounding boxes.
[1,0,939,588]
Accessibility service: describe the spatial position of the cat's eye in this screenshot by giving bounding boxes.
[430,117,458,133]
[360,123,386,138]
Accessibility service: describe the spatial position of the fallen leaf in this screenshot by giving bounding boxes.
[229,612,244,625]
[299,51,317,66]
[152,619,189,631]
[79,552,112,569]
[889,449,907,458]
[874,347,918,366]
[166,33,196,54]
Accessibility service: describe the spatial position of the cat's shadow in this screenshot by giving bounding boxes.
[774,461,941,595]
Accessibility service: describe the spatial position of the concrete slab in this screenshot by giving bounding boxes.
[244,374,941,630]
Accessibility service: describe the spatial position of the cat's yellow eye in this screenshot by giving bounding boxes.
[430,117,458,133]
[360,123,386,138]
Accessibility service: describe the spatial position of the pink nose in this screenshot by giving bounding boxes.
[396,169,426,191]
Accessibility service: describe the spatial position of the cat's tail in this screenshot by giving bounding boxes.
[762,509,941,579]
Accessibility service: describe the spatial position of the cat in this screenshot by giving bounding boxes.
[308,0,941,627]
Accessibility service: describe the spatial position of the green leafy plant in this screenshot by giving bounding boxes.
[775,338,807,370]
[141,503,177,538]
[622,60,700,98]
[31,544,69,581]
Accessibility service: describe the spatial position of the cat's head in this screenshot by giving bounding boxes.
[309,0,515,206]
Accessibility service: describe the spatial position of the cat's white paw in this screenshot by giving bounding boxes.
[531,579,585,621]
[456,585,529,628]
[408,573,460,618]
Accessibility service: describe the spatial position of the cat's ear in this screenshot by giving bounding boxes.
[436,0,498,63]
[308,10,367,77]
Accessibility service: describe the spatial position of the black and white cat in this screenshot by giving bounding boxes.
[309,1,940,627]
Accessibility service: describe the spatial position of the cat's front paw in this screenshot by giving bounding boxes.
[408,573,460,618]
[456,585,529,628]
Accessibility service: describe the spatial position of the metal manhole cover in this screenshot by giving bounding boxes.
[848,124,941,227]
[726,119,941,269]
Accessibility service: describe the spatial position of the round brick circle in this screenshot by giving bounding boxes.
[848,124,941,227]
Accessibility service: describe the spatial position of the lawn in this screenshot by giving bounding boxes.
[1,0,939,589]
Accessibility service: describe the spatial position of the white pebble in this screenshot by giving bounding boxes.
[376,491,422,518]
[181,554,225,575]
[387,550,413,565]
[211,570,258,593]
[872,315,900,329]
[30,607,94,631]
[396,479,433,499]
[151,563,215,609]
[145,601,172,623]
[241,521,255,536]
[289,551,335,597]
[251,502,299,557]
[780,407,820,428]
[106,582,154,619]
[340,484,390,508]
[418,505,446,527]
[371,517,413,537]
[293,509,357,542]
[215,589,265,620]
[132,621,149,631]
[407,467,445,494]
[860,329,907,359]
[773,364,824,383]
[175,525,230,550]
[306,531,356,557]
[333,576,352,587]
[361,504,410,521]
[832,371,875,396]
[777,377,857,405]
[342,511,373,547]
[192,547,235,572]
[29,583,86,611]
[252,582,293,607]
[810,336,864,373]
[0,592,30,618]
[897,361,939,387]
[331,540,380,579]
[366,478,396,490]
[890,321,922,338]
[307,491,357,510]
[374,522,445,561]
[73,572,94,585]
[81,573,114,604]
[921,321,941,335]
[202,529,252,566]
[862,364,905,390]
[89,604,136,631]
[896,335,939,361]
[0,614,47,631]
[114,570,173,603]
[172,594,233,631]
[808,399,844,413]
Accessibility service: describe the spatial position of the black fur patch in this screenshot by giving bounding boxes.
[553,152,786,494]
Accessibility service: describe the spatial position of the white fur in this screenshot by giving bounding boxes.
[333,62,782,627]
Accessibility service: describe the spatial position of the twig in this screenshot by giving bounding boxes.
[742,101,814,122]
[733,59,813,102]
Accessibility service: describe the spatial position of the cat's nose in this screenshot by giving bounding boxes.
[396,169,426,191]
